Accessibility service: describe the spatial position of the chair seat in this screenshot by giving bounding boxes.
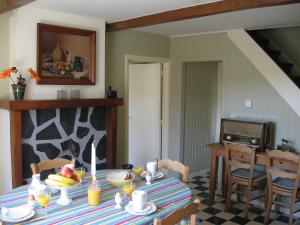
[273,178,300,189]
[232,168,266,179]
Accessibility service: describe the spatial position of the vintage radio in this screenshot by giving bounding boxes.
[220,119,274,151]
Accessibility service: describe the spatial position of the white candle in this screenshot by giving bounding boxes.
[91,141,96,180]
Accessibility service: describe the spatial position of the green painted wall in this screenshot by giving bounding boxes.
[264,26,300,69]
[105,29,170,167]
[106,29,300,169]
[170,32,300,162]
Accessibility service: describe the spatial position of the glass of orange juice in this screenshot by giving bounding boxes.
[88,181,101,206]
[133,165,143,183]
[75,167,86,183]
[123,181,135,197]
[37,190,51,215]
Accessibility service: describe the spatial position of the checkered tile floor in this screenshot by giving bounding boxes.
[189,171,297,225]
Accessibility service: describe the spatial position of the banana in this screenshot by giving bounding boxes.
[45,178,72,187]
[48,174,78,186]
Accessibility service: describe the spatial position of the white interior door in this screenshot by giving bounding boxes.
[128,63,161,166]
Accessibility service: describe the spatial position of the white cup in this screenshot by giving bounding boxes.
[132,190,147,212]
[146,161,157,178]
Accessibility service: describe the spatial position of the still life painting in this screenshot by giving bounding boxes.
[37,23,96,85]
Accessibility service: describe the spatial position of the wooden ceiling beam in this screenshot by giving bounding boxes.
[0,0,36,14]
[106,0,300,32]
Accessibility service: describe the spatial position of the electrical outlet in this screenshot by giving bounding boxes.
[245,100,252,108]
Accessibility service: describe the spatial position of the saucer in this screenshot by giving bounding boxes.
[2,205,35,223]
[142,171,164,180]
[125,202,157,215]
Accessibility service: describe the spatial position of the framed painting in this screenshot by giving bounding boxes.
[37,23,96,85]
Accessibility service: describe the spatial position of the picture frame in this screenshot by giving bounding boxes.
[37,23,96,85]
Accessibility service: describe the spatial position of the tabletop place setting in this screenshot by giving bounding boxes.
[0,141,193,225]
[105,159,163,216]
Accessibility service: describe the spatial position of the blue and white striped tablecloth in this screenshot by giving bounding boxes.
[0,170,192,225]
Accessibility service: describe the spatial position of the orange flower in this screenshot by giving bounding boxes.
[28,68,41,81]
[0,67,14,79]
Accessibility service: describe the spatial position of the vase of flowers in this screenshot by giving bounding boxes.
[0,67,40,100]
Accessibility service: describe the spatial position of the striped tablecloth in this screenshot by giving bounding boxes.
[0,170,192,225]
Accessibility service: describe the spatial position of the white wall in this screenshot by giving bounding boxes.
[0,12,11,194]
[0,5,106,193]
[9,5,106,99]
[0,13,10,98]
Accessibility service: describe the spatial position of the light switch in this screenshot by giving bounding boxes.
[244,100,252,108]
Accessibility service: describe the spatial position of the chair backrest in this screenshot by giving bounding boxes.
[224,143,256,181]
[153,199,200,225]
[266,150,300,194]
[158,159,190,183]
[30,157,75,174]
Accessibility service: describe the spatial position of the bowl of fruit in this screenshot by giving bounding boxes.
[106,171,134,187]
[45,165,80,205]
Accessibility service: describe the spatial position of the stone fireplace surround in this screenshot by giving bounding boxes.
[0,98,123,187]
[22,107,107,183]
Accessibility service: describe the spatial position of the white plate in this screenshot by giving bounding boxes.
[125,202,157,215]
[142,171,164,180]
[2,208,35,223]
[3,205,32,220]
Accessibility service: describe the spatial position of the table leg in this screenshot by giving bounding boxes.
[209,148,219,205]
[222,158,227,197]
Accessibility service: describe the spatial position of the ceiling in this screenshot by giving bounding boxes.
[30,0,221,23]
[136,4,300,36]
[29,0,300,36]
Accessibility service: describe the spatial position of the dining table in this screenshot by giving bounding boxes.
[0,170,192,225]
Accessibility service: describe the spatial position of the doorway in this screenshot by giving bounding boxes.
[182,61,220,176]
[128,63,161,165]
[125,55,170,166]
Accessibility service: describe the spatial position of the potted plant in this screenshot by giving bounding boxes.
[0,67,41,100]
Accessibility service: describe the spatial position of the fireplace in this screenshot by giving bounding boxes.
[0,98,123,187]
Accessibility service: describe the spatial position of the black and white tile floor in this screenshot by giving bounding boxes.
[189,171,296,225]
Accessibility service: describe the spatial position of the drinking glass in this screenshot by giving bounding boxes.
[123,181,136,197]
[37,190,51,215]
[74,167,86,183]
[88,181,101,206]
[70,90,80,99]
[132,165,143,183]
[57,90,67,100]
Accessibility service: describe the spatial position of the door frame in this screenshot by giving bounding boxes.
[179,56,225,178]
[125,55,171,163]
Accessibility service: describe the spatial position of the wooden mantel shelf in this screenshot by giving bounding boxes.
[0,98,123,188]
[0,98,123,110]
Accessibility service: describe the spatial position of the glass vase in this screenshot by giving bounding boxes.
[11,84,26,100]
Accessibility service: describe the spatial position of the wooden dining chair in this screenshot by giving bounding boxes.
[224,143,266,219]
[30,157,75,174]
[153,198,200,225]
[158,159,190,183]
[264,150,300,225]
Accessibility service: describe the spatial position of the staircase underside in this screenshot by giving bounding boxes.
[248,30,300,88]
[227,30,300,118]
